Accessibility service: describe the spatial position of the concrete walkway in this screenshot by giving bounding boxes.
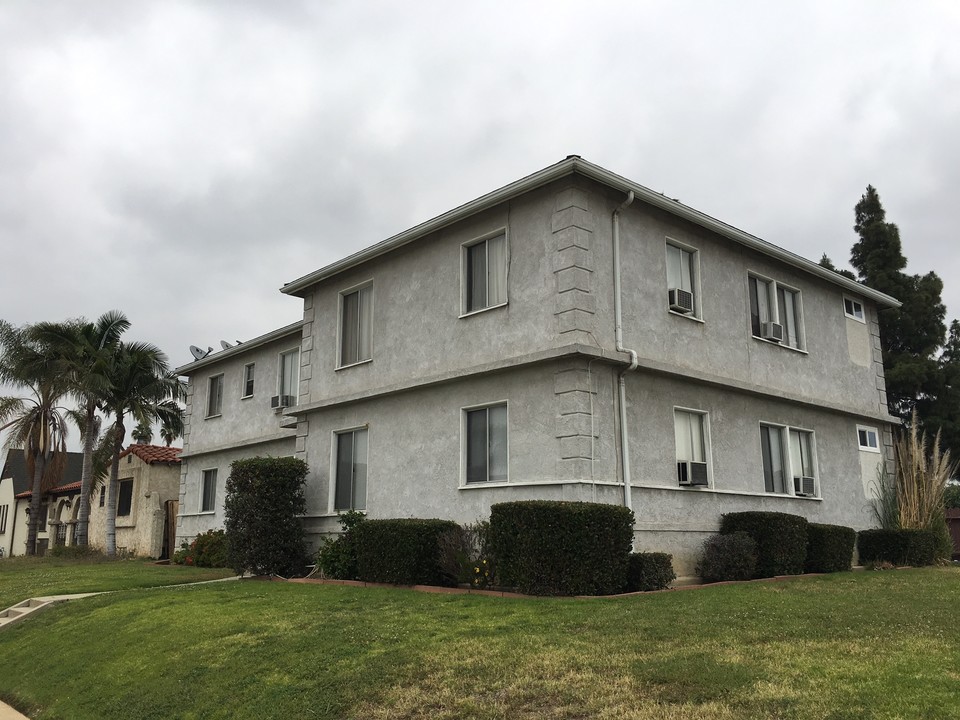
[0,701,29,720]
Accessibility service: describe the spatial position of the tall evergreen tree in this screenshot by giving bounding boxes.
[917,320,960,474]
[849,186,946,421]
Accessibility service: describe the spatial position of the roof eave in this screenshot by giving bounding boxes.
[279,157,901,309]
[175,320,305,376]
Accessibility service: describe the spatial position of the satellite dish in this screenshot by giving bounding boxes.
[220,340,234,350]
[189,345,212,360]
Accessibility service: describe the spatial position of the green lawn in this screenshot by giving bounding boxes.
[1,567,958,719]
[0,556,235,609]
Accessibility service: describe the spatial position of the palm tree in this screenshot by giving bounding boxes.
[0,321,71,555]
[30,311,129,546]
[131,421,154,444]
[101,341,183,556]
[158,420,179,447]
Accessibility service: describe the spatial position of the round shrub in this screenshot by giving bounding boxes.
[172,529,229,568]
[720,511,808,577]
[489,500,634,596]
[696,532,757,583]
[805,523,856,573]
[626,552,675,592]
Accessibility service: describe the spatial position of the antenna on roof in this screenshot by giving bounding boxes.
[220,340,234,350]
[189,345,212,360]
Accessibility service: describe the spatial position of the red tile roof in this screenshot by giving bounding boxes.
[119,444,182,465]
[15,481,82,499]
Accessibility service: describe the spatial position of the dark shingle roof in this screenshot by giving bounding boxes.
[2,450,84,497]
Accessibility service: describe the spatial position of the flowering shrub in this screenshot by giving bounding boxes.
[172,529,229,568]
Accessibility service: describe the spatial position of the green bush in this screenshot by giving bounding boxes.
[224,457,309,577]
[352,518,461,586]
[857,528,939,566]
[316,511,366,580]
[436,521,495,589]
[489,500,634,596]
[171,529,229,568]
[696,532,757,583]
[49,545,105,561]
[945,484,960,509]
[626,552,675,592]
[805,523,856,573]
[720,511,808,577]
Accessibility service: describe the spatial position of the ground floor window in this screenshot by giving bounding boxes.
[201,469,218,513]
[760,424,818,496]
[334,428,368,511]
[117,480,134,517]
[674,408,709,486]
[464,403,508,484]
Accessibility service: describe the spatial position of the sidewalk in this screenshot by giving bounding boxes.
[0,701,29,720]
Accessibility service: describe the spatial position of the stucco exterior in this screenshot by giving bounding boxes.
[175,157,898,577]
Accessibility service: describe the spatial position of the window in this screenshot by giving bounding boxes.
[674,409,709,485]
[278,350,299,404]
[463,233,507,314]
[117,480,133,517]
[857,425,880,452]
[339,285,372,366]
[38,503,48,533]
[200,469,217,513]
[0,504,8,534]
[242,363,255,398]
[665,241,699,317]
[99,487,105,508]
[464,403,508,484]
[760,424,818,496]
[206,374,223,417]
[334,428,368,511]
[749,275,804,350]
[844,296,865,322]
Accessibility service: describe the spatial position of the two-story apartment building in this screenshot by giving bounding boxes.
[175,156,899,575]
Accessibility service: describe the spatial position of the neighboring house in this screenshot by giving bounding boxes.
[175,156,899,575]
[88,444,182,559]
[2,450,84,556]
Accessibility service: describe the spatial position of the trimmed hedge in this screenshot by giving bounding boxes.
[720,511,808,577]
[805,523,855,573]
[626,552,675,592]
[489,500,634,596]
[857,528,939,567]
[696,532,757,583]
[316,511,366,580]
[353,519,461,586]
[224,457,309,577]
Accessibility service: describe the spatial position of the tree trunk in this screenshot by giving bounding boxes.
[25,453,45,556]
[74,401,96,547]
[105,416,124,557]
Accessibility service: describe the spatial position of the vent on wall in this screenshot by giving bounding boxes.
[761,322,784,342]
[793,476,816,497]
[677,461,709,486]
[271,395,297,410]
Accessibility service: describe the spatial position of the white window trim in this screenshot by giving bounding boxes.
[857,424,881,453]
[199,468,218,515]
[336,280,374,369]
[459,400,510,486]
[747,272,808,353]
[759,421,819,497]
[241,362,255,399]
[328,424,370,513]
[843,294,866,323]
[459,228,509,318]
[205,374,224,419]
[673,405,714,489]
[277,347,301,404]
[665,237,704,322]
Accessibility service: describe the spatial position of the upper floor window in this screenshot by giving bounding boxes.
[200,469,218,513]
[749,275,804,350]
[760,423,818,497]
[464,402,508,484]
[463,233,507,315]
[857,425,880,452]
[334,427,368,511]
[276,349,299,407]
[674,408,709,486]
[242,363,255,398]
[665,241,699,318]
[339,284,372,367]
[844,296,865,323]
[206,374,223,417]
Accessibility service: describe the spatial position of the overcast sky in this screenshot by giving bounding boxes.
[2,1,958,446]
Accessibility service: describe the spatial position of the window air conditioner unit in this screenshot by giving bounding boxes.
[761,321,784,343]
[668,288,694,314]
[793,476,816,497]
[677,461,709,486]
[271,395,297,410]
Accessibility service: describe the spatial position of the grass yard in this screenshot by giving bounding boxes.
[0,556,235,609]
[0,567,958,719]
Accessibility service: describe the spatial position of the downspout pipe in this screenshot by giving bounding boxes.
[612,191,637,512]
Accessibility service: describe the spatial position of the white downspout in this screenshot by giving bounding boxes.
[613,191,637,510]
